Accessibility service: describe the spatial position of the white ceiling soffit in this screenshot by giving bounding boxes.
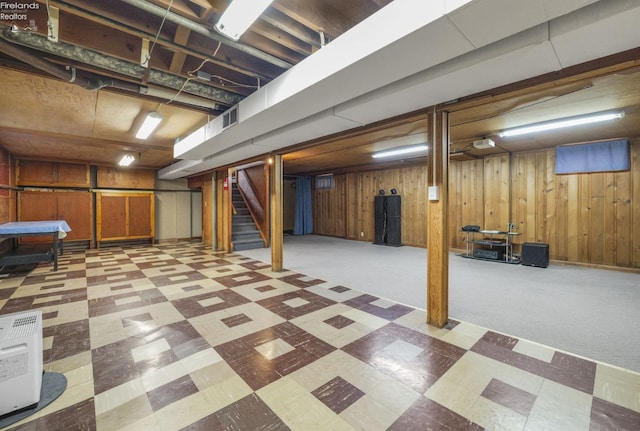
[335,24,559,125]
[156,158,204,180]
[337,0,640,126]
[161,0,616,179]
[550,0,640,67]
[174,0,476,160]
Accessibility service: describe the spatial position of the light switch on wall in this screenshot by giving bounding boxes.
[428,186,439,201]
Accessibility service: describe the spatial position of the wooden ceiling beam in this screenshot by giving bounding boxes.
[169,25,192,74]
[262,9,322,49]
[188,0,217,10]
[251,20,312,56]
[238,31,305,65]
[271,0,352,41]
[51,0,279,81]
[159,0,200,20]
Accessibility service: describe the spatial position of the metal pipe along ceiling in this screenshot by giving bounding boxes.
[0,37,129,91]
[0,34,224,113]
[0,29,241,109]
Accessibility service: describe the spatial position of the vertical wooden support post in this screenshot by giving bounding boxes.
[426,109,450,327]
[270,155,284,271]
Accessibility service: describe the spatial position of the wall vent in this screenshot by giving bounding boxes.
[222,106,238,129]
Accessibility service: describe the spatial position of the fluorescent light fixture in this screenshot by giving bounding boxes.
[136,112,163,139]
[372,144,428,159]
[118,154,135,167]
[214,0,273,41]
[499,111,624,137]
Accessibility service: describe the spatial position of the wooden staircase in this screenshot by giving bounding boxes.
[231,182,266,251]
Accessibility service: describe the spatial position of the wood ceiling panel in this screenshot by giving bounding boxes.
[0,130,172,168]
[0,69,97,137]
[0,0,394,170]
[92,91,208,147]
[284,118,428,175]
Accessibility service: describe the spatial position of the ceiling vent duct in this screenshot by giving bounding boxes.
[222,106,238,129]
[472,138,495,149]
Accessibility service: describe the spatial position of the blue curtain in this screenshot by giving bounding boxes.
[294,176,313,235]
[555,139,629,174]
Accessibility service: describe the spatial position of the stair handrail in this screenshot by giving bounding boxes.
[236,169,268,245]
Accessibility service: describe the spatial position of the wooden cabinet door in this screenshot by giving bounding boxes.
[128,195,153,237]
[17,160,90,187]
[19,191,58,221]
[98,195,127,239]
[57,192,92,241]
[97,167,155,189]
[18,191,92,243]
[96,192,155,245]
[55,163,90,187]
[17,160,56,186]
[18,191,58,243]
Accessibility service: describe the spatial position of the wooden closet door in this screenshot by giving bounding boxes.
[56,192,92,241]
[98,195,127,239]
[128,195,153,238]
[18,191,58,243]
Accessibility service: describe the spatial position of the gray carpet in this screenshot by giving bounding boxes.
[237,235,640,372]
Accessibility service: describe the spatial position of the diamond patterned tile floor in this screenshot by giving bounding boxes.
[1,241,639,431]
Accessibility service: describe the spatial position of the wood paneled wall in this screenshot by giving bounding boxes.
[509,139,640,268]
[313,175,347,238]
[313,138,640,269]
[313,166,429,247]
[449,158,484,248]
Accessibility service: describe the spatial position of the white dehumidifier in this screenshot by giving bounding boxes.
[0,310,43,416]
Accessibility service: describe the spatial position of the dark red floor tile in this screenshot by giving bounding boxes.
[344,294,413,320]
[214,271,272,288]
[147,375,199,411]
[171,289,251,319]
[312,376,365,414]
[256,290,335,320]
[481,378,536,416]
[389,396,484,431]
[180,394,290,431]
[590,397,640,431]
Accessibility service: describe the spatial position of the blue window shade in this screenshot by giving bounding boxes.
[555,139,630,174]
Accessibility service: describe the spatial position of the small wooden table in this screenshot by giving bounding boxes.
[0,221,71,271]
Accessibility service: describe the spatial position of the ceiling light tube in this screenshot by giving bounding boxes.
[372,144,429,159]
[136,112,163,139]
[499,111,624,138]
[118,154,135,167]
[214,0,274,41]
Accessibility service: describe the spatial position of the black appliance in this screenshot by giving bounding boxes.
[374,195,401,246]
[473,249,503,260]
[521,243,549,268]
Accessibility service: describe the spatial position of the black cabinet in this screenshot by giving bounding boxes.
[374,195,401,246]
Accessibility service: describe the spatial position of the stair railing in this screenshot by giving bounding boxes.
[236,169,268,245]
